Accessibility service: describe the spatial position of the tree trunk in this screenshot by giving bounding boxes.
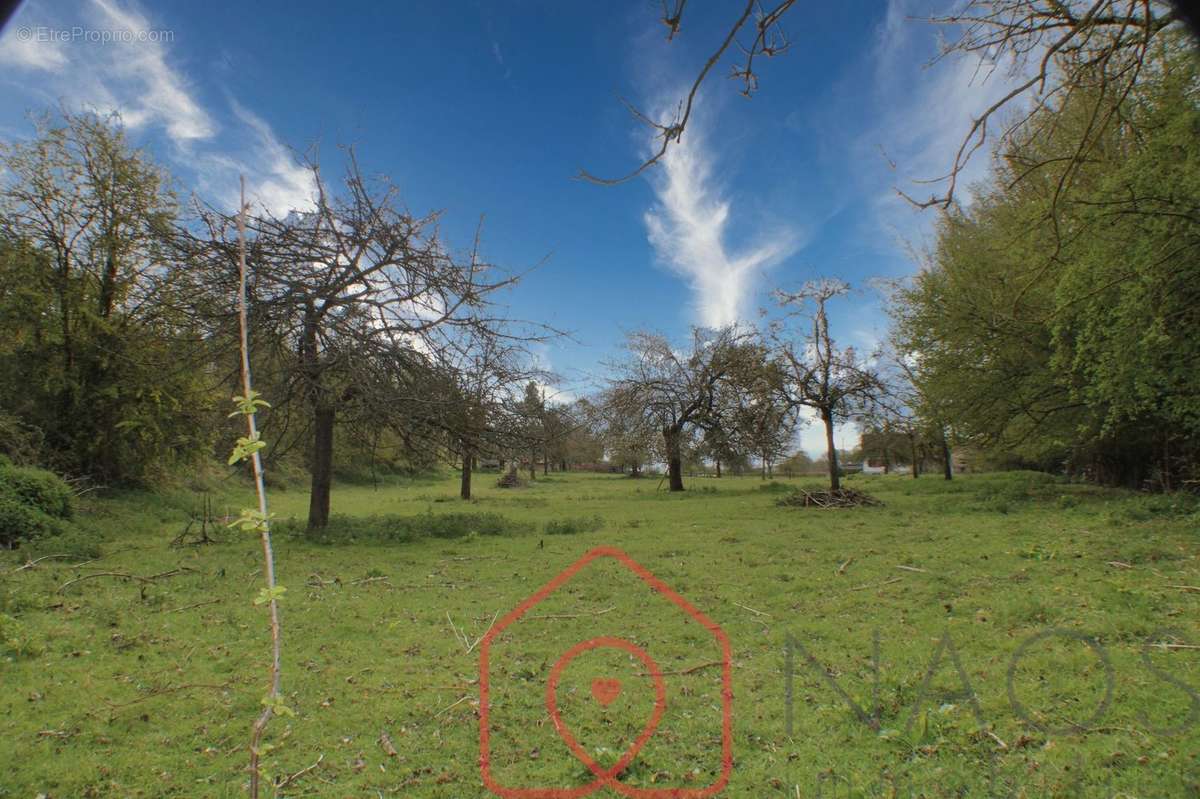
[941,429,953,481]
[910,435,919,479]
[543,454,548,476]
[715,458,721,478]
[307,405,335,530]
[822,408,840,491]
[460,446,473,500]
[664,427,684,492]
[528,451,536,481]
[883,447,891,475]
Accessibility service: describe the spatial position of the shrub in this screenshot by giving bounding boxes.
[423,512,521,538]
[0,496,71,548]
[544,515,605,535]
[0,464,73,519]
[0,613,43,659]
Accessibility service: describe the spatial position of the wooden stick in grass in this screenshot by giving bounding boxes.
[236,177,284,799]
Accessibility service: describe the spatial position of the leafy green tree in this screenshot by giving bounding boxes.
[892,41,1200,487]
[0,111,214,482]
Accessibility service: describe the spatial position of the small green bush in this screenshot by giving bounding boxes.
[0,496,71,548]
[0,613,44,659]
[0,464,73,519]
[544,515,605,536]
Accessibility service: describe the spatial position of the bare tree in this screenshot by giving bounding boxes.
[431,324,545,500]
[185,154,521,530]
[868,340,958,480]
[597,390,661,477]
[770,279,880,492]
[607,326,748,491]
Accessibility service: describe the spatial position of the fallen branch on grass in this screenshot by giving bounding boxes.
[837,558,854,575]
[275,754,324,789]
[90,681,232,719]
[447,610,499,654]
[733,601,770,617]
[896,565,928,574]
[350,576,390,586]
[433,696,472,717]
[57,567,195,594]
[848,576,904,592]
[9,554,74,573]
[36,729,74,739]
[466,611,499,654]
[1166,585,1200,593]
[1106,561,1133,570]
[639,660,723,677]
[526,606,616,620]
[162,599,222,614]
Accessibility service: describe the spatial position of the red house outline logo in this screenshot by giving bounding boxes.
[478,546,734,798]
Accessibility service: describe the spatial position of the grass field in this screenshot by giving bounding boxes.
[1,471,1198,798]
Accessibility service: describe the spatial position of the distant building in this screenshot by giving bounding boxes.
[861,458,888,475]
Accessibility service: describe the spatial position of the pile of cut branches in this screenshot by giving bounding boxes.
[496,470,526,489]
[777,488,882,509]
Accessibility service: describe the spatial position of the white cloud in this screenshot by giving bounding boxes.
[0,0,317,217]
[0,28,68,72]
[643,120,800,328]
[88,0,214,142]
[220,101,315,215]
[860,0,1032,233]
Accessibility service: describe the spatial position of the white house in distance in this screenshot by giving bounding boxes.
[861,458,888,475]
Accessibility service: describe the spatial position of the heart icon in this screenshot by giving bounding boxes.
[591,678,622,707]
[546,636,667,785]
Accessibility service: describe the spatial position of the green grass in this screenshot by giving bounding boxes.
[1,471,1198,797]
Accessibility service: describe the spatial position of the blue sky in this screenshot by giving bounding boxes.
[0,1,1020,454]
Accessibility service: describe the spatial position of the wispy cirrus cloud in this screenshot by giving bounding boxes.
[199,100,315,215]
[88,0,215,142]
[643,118,801,328]
[0,0,313,216]
[0,26,68,72]
[855,1,1031,243]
